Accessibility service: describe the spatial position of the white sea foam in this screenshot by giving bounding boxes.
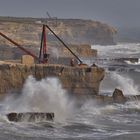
[0,76,74,122]
[49,47,60,59]
[91,43,140,58]
[110,72,139,95]
[125,58,140,65]
[0,73,139,125]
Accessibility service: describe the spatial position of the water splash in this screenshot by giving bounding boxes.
[92,43,140,58]
[125,58,140,65]
[0,76,74,122]
[110,72,139,95]
[49,47,60,59]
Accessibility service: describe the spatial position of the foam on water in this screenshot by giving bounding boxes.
[0,59,139,139]
[0,73,138,124]
[125,58,140,65]
[91,43,140,58]
[110,72,139,95]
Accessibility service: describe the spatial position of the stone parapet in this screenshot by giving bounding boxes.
[0,63,104,95]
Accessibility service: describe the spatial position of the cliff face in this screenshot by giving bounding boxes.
[0,62,105,96]
[0,17,117,46]
[0,20,98,60]
[52,19,117,45]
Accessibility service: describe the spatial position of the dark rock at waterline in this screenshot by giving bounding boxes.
[91,89,127,104]
[112,88,126,103]
[7,112,54,122]
[94,90,140,105]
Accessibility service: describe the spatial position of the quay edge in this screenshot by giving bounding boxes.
[0,62,105,96]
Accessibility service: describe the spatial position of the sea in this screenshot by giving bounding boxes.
[0,43,140,140]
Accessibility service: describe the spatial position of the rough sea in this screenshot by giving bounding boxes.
[0,43,140,140]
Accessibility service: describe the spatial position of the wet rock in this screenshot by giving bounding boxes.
[112,88,126,103]
[7,112,54,122]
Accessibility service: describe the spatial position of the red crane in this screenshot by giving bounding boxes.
[0,25,49,64]
[0,31,40,62]
[39,24,49,63]
[0,24,83,64]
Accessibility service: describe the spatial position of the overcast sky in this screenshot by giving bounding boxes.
[0,0,140,28]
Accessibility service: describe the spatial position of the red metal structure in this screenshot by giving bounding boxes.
[0,25,49,64]
[39,25,49,63]
[0,31,39,61]
[0,24,83,64]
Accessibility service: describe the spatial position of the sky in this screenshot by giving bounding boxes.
[0,0,140,28]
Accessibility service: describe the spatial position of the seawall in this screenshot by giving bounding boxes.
[0,62,104,96]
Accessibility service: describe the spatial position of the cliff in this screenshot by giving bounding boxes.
[52,19,117,45]
[0,16,117,46]
[0,19,98,60]
[0,62,105,96]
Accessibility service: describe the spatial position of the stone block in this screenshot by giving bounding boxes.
[21,55,34,65]
[112,88,126,103]
[7,112,54,122]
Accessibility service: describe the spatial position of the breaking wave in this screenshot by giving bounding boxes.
[0,74,140,139]
[91,43,140,58]
[0,76,74,122]
[125,58,140,65]
[110,72,139,95]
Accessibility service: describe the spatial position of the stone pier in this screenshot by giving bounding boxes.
[0,62,105,96]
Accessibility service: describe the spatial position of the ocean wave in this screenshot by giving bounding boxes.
[91,43,140,58]
[125,58,140,65]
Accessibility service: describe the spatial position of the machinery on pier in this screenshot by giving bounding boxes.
[0,24,83,65]
[0,23,87,122]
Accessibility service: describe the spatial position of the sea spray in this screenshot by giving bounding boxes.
[49,47,60,59]
[92,43,140,58]
[0,76,75,122]
[110,72,139,95]
[125,58,140,65]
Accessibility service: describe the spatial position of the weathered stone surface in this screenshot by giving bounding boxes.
[7,112,54,122]
[112,88,126,103]
[0,17,117,45]
[21,55,34,65]
[0,62,105,96]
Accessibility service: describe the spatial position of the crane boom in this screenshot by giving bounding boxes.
[0,23,83,64]
[0,32,39,61]
[45,24,83,64]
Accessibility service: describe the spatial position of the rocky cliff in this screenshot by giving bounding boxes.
[0,18,99,60]
[0,16,117,46]
[52,19,117,45]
